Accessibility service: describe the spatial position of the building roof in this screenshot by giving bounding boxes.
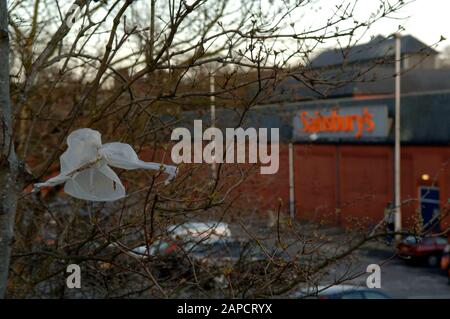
[246,90,450,144]
[310,35,438,69]
[174,90,450,145]
[271,68,450,102]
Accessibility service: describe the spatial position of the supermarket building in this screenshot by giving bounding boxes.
[224,35,450,231]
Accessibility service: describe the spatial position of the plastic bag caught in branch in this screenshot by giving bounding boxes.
[34,128,177,201]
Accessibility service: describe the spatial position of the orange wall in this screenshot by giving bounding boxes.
[294,144,450,230]
[138,142,449,231]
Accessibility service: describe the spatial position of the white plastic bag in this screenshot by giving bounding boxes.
[34,128,177,201]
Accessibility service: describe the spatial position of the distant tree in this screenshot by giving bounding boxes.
[0,0,23,299]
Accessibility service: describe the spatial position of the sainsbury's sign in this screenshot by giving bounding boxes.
[293,105,389,141]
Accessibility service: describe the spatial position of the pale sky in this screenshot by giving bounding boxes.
[349,0,450,51]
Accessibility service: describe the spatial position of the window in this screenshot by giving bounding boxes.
[404,236,419,245]
[435,237,448,245]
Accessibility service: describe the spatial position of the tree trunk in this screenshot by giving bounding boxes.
[0,0,20,299]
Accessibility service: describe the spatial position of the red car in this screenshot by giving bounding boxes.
[441,244,450,284]
[396,236,448,267]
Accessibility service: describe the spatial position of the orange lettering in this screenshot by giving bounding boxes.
[298,108,376,138]
[363,108,375,133]
[355,115,365,138]
[344,115,354,132]
[300,112,312,133]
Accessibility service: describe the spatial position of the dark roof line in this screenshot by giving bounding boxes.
[310,35,438,68]
[267,67,450,103]
[257,87,450,110]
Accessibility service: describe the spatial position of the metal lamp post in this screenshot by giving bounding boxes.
[394,33,402,239]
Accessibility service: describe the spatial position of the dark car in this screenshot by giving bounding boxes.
[190,238,291,267]
[296,285,391,299]
[396,236,448,267]
[183,239,293,289]
[440,243,450,284]
[190,239,265,264]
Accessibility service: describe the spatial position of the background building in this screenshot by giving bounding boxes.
[212,35,450,231]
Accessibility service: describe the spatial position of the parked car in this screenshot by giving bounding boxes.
[106,221,232,260]
[189,238,298,288]
[189,238,267,265]
[167,221,232,244]
[440,243,450,284]
[295,285,391,299]
[396,236,448,267]
[117,239,206,278]
[113,240,178,259]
